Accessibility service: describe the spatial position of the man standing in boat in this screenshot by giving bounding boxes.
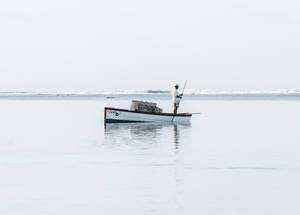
[173,84,183,114]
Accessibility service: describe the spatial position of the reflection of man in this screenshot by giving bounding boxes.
[172,84,183,114]
[173,124,179,150]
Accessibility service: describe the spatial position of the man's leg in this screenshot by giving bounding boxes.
[173,104,178,114]
[173,104,177,114]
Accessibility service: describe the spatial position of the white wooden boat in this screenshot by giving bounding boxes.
[104,107,192,123]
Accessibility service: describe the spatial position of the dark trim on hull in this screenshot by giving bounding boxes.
[105,119,147,123]
[105,107,192,117]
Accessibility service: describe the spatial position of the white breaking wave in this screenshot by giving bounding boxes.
[183,89,300,95]
[0,89,299,97]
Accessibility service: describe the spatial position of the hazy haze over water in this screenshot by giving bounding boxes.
[1,0,300,91]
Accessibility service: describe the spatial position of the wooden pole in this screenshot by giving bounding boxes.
[178,80,187,105]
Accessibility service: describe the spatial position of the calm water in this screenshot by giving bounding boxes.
[0,98,300,214]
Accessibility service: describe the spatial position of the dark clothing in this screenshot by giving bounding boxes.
[173,103,179,114]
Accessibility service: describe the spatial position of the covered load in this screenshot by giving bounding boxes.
[130,100,163,113]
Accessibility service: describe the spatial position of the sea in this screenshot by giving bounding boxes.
[0,91,300,215]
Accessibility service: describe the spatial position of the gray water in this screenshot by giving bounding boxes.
[0,98,300,214]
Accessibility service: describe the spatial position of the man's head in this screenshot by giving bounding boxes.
[174,84,179,89]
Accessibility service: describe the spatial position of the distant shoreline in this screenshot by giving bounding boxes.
[0,92,300,100]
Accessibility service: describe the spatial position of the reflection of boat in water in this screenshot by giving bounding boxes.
[105,122,165,137]
[104,122,191,150]
[104,107,192,124]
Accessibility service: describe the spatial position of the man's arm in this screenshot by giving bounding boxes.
[177,94,183,99]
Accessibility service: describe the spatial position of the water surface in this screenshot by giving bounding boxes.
[0,98,299,214]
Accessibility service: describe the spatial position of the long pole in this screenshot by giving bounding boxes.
[179,80,187,105]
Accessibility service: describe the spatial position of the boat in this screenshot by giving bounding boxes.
[104,107,192,123]
[104,99,193,124]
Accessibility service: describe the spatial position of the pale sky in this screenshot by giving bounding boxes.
[0,0,299,92]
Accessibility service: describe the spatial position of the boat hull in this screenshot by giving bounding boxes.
[104,107,192,123]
